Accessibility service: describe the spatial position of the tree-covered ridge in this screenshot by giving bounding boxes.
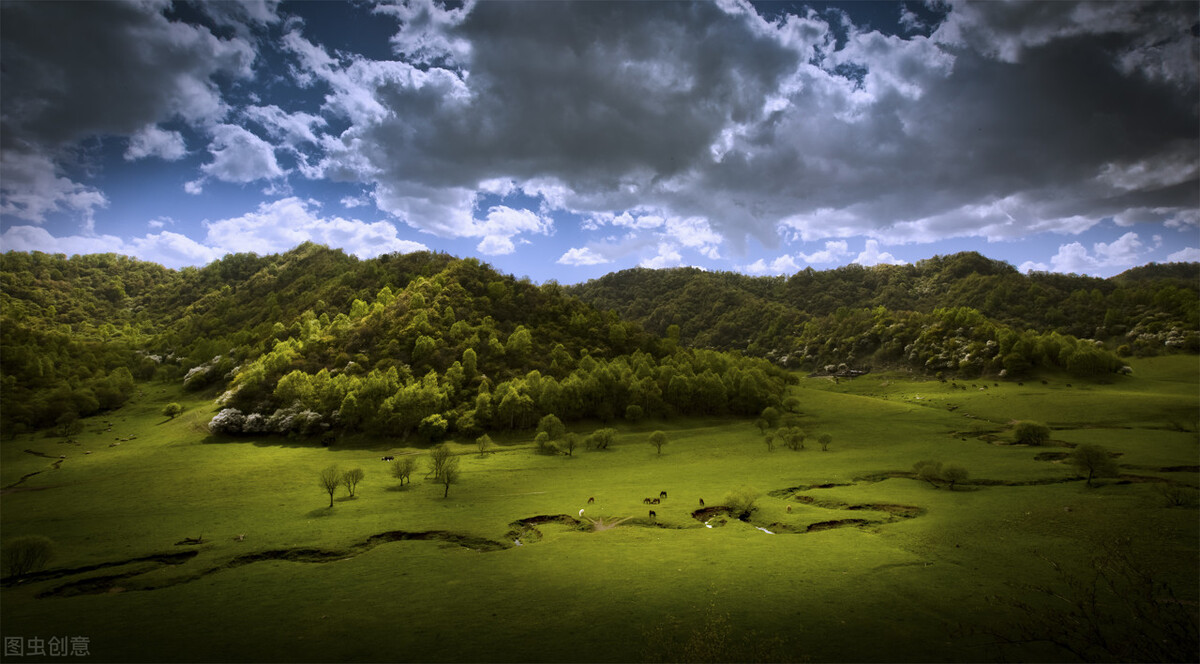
[567,252,1200,367]
[1,244,787,436]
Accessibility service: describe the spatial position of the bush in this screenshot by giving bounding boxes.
[723,486,760,520]
[3,536,54,577]
[913,460,944,488]
[1013,421,1051,446]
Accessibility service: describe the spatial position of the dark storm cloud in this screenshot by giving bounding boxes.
[300,0,1196,252]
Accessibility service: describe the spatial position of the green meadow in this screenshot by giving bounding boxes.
[2,356,1197,662]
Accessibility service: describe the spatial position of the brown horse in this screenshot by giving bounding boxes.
[649,510,656,519]
[587,497,595,504]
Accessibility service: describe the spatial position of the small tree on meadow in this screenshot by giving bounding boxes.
[428,444,453,480]
[1013,421,1052,446]
[1070,444,1120,487]
[534,431,556,455]
[624,405,644,422]
[341,468,364,497]
[438,455,460,498]
[764,432,776,452]
[649,430,668,455]
[163,403,183,419]
[782,396,802,413]
[754,418,770,435]
[476,434,493,457]
[2,536,54,577]
[319,465,341,507]
[588,428,616,451]
[562,432,579,456]
[913,460,944,488]
[942,464,969,490]
[818,433,832,452]
[390,457,417,486]
[778,427,806,451]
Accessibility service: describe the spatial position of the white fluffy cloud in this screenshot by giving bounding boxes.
[203,197,427,259]
[0,225,222,269]
[1047,232,1146,275]
[743,254,802,275]
[1166,247,1200,263]
[124,125,187,161]
[557,247,609,266]
[200,124,285,184]
[799,240,852,264]
[853,240,906,267]
[640,244,684,269]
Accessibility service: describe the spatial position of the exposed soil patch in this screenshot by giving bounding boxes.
[806,519,871,532]
[3,551,198,589]
[767,482,853,497]
[846,503,925,518]
[1034,452,1070,461]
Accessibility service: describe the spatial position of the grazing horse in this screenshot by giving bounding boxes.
[649,510,656,519]
[659,491,668,499]
[699,498,705,507]
[650,498,661,505]
[643,497,653,504]
[587,497,595,504]
[786,504,792,513]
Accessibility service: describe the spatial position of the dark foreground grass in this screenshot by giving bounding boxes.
[2,357,1197,662]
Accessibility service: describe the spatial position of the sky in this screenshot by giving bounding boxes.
[1,0,1197,283]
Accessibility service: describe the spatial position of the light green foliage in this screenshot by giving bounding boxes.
[162,403,184,419]
[777,426,806,451]
[1013,421,1052,446]
[390,457,417,485]
[722,486,760,520]
[1069,444,1120,486]
[587,428,616,451]
[649,430,668,455]
[2,535,54,577]
[475,434,493,457]
[536,414,566,441]
[418,414,448,442]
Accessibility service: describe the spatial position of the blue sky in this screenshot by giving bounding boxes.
[1,0,1197,282]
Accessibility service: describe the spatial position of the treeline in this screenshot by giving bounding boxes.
[568,252,1199,369]
[1,244,787,436]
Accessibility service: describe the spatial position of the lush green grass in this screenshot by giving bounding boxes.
[2,357,1197,662]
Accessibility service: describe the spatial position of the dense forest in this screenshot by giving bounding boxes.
[0,244,786,437]
[1,245,1195,437]
[568,252,1199,374]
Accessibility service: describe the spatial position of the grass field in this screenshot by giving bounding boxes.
[2,356,1197,662]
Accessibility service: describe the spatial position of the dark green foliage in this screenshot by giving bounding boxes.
[942,464,968,490]
[1069,444,1120,486]
[818,433,832,451]
[1013,421,1052,446]
[2,535,54,577]
[567,252,1198,372]
[913,460,944,488]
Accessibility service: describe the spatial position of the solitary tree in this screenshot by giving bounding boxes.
[1070,444,1120,487]
[818,433,832,452]
[760,407,781,428]
[476,433,493,457]
[162,403,183,419]
[778,427,806,451]
[1013,421,1052,446]
[319,465,341,507]
[341,468,365,497]
[764,432,775,452]
[754,418,770,435]
[2,536,54,577]
[390,457,417,485]
[588,428,616,451]
[942,464,969,490]
[534,431,555,454]
[649,430,668,455]
[438,455,461,498]
[913,460,944,488]
[782,396,802,414]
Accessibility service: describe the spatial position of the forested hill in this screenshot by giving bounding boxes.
[567,252,1199,373]
[0,244,786,436]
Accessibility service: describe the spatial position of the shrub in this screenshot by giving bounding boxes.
[913,460,944,488]
[723,486,760,520]
[2,536,54,577]
[942,464,969,490]
[1013,421,1051,446]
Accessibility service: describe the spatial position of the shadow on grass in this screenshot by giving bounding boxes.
[306,506,336,518]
